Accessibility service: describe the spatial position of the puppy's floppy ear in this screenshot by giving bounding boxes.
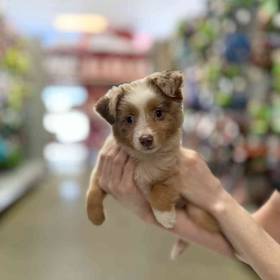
[149,71,183,100]
[95,96,115,124]
[95,86,124,125]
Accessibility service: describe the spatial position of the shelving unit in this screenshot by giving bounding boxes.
[0,160,45,212]
[0,14,46,212]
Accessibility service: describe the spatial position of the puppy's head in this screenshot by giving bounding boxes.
[95,71,184,154]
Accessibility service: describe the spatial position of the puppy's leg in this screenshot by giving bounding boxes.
[187,204,219,232]
[170,239,189,260]
[170,205,219,260]
[86,170,107,225]
[149,184,179,229]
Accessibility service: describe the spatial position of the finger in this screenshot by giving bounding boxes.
[97,143,117,175]
[96,149,111,191]
[111,149,129,181]
[103,146,120,181]
[125,159,149,202]
[105,143,120,159]
[138,206,156,225]
[102,139,118,153]
[169,210,234,257]
[99,146,120,192]
[124,157,135,171]
[121,156,134,181]
[119,158,138,195]
[97,157,109,191]
[95,155,105,177]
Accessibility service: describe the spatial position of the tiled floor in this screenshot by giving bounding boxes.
[0,172,260,280]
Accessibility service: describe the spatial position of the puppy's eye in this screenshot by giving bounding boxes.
[126,115,134,124]
[154,109,164,120]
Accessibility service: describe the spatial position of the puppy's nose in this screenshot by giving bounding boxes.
[139,135,154,148]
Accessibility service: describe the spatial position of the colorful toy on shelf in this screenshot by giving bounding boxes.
[224,32,251,64]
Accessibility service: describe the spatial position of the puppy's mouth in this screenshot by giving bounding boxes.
[139,145,159,154]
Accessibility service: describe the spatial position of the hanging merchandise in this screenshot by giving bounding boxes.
[224,32,251,64]
[172,0,280,204]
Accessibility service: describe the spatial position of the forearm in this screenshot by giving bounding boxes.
[253,191,280,244]
[211,190,280,280]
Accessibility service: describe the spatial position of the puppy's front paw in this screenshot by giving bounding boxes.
[152,207,176,229]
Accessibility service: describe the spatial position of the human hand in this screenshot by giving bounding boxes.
[97,142,152,219]
[96,143,234,257]
[177,148,227,213]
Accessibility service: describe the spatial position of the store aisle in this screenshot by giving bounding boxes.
[0,172,259,280]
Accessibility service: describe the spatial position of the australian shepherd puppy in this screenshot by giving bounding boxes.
[86,71,219,258]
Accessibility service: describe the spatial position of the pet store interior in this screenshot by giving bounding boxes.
[0,0,279,279]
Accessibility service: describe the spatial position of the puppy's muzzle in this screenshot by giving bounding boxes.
[139,134,154,149]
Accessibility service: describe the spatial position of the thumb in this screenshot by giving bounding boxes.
[123,158,136,179]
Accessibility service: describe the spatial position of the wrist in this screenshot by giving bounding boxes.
[209,188,234,219]
[195,178,226,212]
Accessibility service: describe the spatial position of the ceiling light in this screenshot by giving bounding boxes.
[54,14,108,33]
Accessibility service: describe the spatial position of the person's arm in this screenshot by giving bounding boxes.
[179,149,280,280]
[210,191,280,280]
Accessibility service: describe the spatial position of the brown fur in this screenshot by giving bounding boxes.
[145,97,183,143]
[86,172,106,225]
[113,101,138,149]
[149,71,183,100]
[149,183,180,212]
[95,86,126,124]
[95,97,115,125]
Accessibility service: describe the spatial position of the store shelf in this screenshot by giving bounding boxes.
[0,160,45,213]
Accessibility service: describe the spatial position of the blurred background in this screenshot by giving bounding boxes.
[0,0,279,279]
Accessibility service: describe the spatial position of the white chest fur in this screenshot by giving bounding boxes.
[134,151,179,196]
